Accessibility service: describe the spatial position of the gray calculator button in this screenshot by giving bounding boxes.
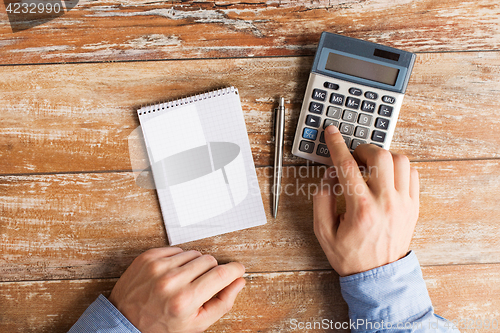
[342,110,357,123]
[309,102,324,114]
[375,118,390,130]
[349,87,362,96]
[354,126,369,139]
[330,93,344,106]
[339,123,354,135]
[312,89,327,101]
[365,91,378,100]
[343,136,351,147]
[324,82,339,90]
[323,119,339,129]
[299,140,315,153]
[326,106,341,119]
[372,130,386,143]
[345,97,360,110]
[302,127,318,140]
[305,114,321,128]
[361,100,376,113]
[358,113,373,126]
[319,131,326,143]
[378,104,393,117]
[316,144,330,157]
[351,139,367,150]
[382,95,396,104]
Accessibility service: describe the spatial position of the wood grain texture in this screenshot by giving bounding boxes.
[1,160,499,282]
[0,0,499,64]
[1,52,500,175]
[1,264,499,333]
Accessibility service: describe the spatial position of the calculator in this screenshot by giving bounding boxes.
[291,32,416,165]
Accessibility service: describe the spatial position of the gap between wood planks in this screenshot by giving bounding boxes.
[1,157,500,177]
[0,50,499,68]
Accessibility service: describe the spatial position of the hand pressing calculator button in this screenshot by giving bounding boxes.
[291,32,416,165]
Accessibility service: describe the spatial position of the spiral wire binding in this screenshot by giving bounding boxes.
[137,87,237,116]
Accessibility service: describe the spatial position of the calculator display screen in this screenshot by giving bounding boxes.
[325,53,400,86]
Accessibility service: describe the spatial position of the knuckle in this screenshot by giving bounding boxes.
[167,290,193,317]
[373,149,393,165]
[202,254,218,266]
[337,158,358,174]
[393,154,410,168]
[145,260,164,276]
[214,265,230,282]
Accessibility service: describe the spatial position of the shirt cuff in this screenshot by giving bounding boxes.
[339,251,433,328]
[68,294,141,333]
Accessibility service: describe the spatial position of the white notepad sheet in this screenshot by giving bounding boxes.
[136,87,267,245]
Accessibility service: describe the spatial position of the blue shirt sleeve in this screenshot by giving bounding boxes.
[68,294,141,333]
[339,251,459,332]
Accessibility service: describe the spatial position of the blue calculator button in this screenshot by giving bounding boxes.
[309,101,324,114]
[312,89,327,101]
[305,115,321,128]
[302,128,318,141]
[330,93,344,106]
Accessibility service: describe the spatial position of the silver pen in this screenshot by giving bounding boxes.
[273,97,285,218]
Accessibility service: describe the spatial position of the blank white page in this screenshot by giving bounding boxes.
[137,87,267,245]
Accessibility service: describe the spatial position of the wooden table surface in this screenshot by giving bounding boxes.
[1,0,500,332]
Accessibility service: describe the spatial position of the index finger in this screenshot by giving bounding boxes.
[323,125,368,200]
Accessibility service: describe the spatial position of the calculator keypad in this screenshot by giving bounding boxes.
[293,74,402,163]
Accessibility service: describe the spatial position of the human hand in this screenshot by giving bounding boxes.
[313,125,419,277]
[108,247,246,333]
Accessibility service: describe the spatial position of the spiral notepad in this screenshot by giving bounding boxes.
[136,87,267,245]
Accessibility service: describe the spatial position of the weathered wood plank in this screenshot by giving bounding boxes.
[0,0,499,64]
[1,52,500,175]
[1,160,499,282]
[1,264,499,333]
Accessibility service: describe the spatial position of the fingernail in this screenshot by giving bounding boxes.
[326,125,339,134]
